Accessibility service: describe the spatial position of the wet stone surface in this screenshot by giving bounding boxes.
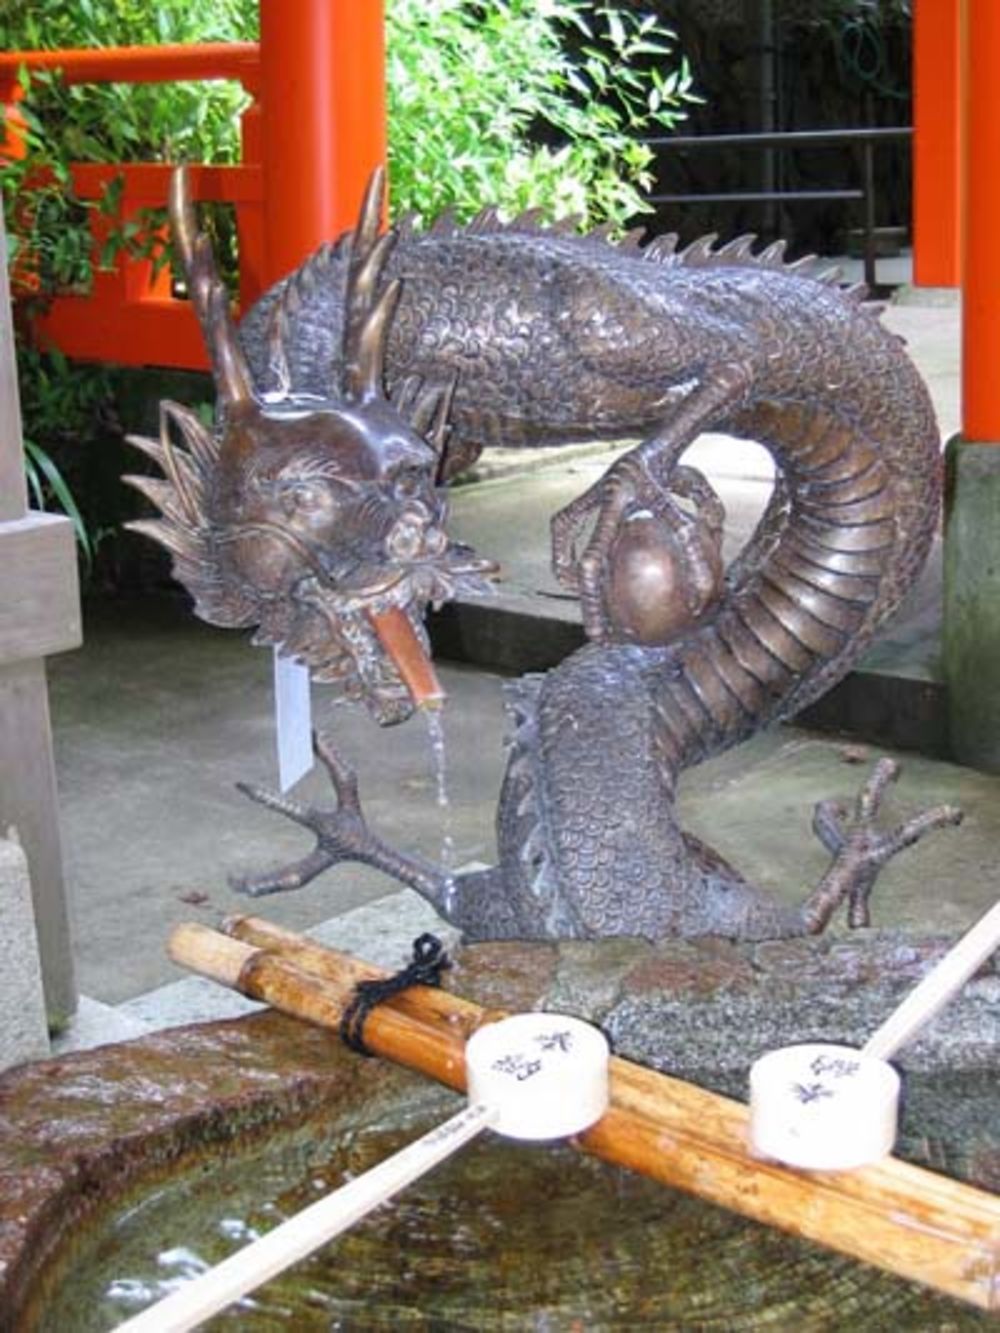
[603,930,1000,1079]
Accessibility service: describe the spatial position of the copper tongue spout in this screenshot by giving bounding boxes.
[366,606,446,710]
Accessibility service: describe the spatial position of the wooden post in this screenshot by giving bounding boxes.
[0,209,81,1024]
[258,0,387,285]
[912,0,961,288]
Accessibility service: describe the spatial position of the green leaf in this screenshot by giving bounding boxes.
[23,437,93,564]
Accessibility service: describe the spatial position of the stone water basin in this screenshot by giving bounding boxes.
[3,936,1000,1330]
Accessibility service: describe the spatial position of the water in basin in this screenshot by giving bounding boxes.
[26,1073,999,1332]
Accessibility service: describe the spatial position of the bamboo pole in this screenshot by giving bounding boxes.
[169,919,1000,1311]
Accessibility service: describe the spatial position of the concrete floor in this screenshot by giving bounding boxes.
[45,284,1000,1033]
[48,604,1000,1011]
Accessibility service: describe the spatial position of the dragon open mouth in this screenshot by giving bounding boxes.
[273,543,497,725]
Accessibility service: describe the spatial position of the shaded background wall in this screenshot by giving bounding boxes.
[642,0,912,254]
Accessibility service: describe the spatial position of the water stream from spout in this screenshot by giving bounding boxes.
[424,709,457,917]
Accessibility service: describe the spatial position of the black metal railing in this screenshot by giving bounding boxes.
[643,127,913,288]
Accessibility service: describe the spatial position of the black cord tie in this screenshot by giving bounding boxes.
[339,932,451,1057]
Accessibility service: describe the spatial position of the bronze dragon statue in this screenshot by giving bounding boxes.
[128,167,961,942]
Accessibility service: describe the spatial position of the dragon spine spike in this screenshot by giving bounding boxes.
[716,234,758,259]
[428,374,458,455]
[643,233,680,261]
[266,301,293,395]
[340,196,401,402]
[468,206,501,233]
[355,164,386,253]
[344,276,403,404]
[390,373,424,418]
[681,233,720,263]
[408,380,446,439]
[428,207,458,237]
[617,226,648,251]
[395,210,419,239]
[509,207,547,231]
[759,239,788,266]
[586,220,618,243]
[548,214,585,235]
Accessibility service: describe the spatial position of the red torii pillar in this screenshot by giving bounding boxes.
[961,0,1000,444]
[944,0,1000,771]
[257,0,386,288]
[912,0,961,288]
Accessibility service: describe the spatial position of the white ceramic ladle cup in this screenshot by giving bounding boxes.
[116,1011,610,1332]
[749,898,1000,1171]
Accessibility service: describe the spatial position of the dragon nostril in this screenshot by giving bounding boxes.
[386,516,425,561]
[424,525,447,556]
[386,504,446,562]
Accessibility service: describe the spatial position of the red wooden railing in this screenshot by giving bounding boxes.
[0,2,386,371]
[0,44,262,371]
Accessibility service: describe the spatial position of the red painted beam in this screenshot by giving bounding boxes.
[35,298,208,371]
[912,0,961,287]
[67,161,262,205]
[962,0,1000,440]
[258,0,386,285]
[0,43,261,98]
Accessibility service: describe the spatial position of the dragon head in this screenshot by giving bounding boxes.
[125,168,495,725]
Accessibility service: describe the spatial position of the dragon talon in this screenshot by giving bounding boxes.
[234,781,312,828]
[312,731,361,810]
[856,757,901,822]
[799,762,962,935]
[812,799,848,856]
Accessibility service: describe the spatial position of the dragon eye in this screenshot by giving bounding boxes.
[276,479,338,519]
[291,482,328,508]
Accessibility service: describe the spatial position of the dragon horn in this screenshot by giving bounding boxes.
[340,165,401,404]
[169,165,255,407]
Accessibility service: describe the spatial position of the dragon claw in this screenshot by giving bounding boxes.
[230,733,378,895]
[550,456,653,641]
[803,760,963,933]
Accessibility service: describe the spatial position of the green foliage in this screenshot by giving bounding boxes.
[0,0,696,577]
[0,0,253,169]
[17,344,117,570]
[386,0,696,227]
[23,437,93,566]
[786,0,911,101]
